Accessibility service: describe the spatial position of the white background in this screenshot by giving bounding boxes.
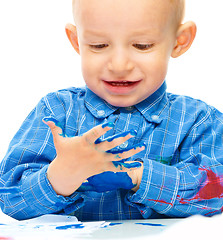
[0,0,223,160]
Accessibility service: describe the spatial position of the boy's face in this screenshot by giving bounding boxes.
[74,0,178,107]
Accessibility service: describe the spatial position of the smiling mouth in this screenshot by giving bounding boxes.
[102,80,141,94]
[105,80,140,87]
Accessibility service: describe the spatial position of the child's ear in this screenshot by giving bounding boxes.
[65,23,80,54]
[171,21,197,58]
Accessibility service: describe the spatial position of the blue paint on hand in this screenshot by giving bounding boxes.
[43,118,145,193]
[78,171,136,192]
[95,130,137,144]
[102,122,115,129]
[109,142,145,170]
[112,160,142,169]
[43,117,66,137]
[108,142,146,154]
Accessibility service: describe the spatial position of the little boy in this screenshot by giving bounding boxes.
[1,0,223,221]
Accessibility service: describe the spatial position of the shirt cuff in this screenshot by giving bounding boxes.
[126,159,180,217]
[22,165,85,215]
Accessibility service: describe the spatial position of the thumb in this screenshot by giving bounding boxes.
[42,117,64,139]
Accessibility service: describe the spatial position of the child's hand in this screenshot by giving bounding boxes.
[77,162,144,193]
[43,118,145,196]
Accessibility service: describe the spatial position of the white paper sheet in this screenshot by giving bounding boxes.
[0,214,109,240]
[142,213,223,240]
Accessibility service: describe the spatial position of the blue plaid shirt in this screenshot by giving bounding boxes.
[1,81,223,220]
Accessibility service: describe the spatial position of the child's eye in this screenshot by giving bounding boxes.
[133,43,154,50]
[89,44,109,49]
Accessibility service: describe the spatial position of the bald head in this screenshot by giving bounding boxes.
[170,0,185,28]
[72,0,185,28]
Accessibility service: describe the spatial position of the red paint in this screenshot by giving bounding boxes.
[195,168,223,200]
[147,199,173,207]
[204,206,223,216]
[147,168,223,215]
[179,168,223,204]
[177,168,223,215]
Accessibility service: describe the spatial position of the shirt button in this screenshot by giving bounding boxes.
[119,141,128,149]
[125,106,134,111]
[97,110,105,117]
[151,115,159,121]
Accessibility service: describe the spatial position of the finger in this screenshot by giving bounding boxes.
[95,130,137,151]
[83,122,114,145]
[116,144,145,161]
[107,142,146,156]
[42,117,64,139]
[112,160,142,170]
[103,143,145,170]
[95,130,136,144]
[106,143,145,169]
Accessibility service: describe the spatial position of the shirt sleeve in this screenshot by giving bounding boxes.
[0,93,85,220]
[126,107,223,218]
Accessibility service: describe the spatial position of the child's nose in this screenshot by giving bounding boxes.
[107,48,134,75]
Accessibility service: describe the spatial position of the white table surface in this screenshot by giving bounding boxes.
[0,209,222,240]
[89,218,179,239]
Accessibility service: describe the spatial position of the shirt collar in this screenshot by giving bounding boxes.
[135,81,168,123]
[84,81,168,123]
[85,88,117,119]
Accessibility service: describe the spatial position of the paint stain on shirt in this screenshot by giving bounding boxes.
[179,168,223,204]
[146,168,223,216]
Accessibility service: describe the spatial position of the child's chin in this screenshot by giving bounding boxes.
[106,98,137,108]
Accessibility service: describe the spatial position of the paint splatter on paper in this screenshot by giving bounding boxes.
[109,223,123,226]
[135,222,165,227]
[56,224,84,230]
[0,214,108,240]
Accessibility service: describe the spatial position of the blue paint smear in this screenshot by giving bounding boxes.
[43,117,66,137]
[95,130,136,144]
[102,122,115,129]
[135,223,165,227]
[110,142,145,170]
[109,223,123,226]
[112,159,142,169]
[107,142,146,154]
[34,225,44,228]
[56,224,84,230]
[78,171,135,192]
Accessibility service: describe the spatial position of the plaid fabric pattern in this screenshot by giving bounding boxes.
[1,81,223,220]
